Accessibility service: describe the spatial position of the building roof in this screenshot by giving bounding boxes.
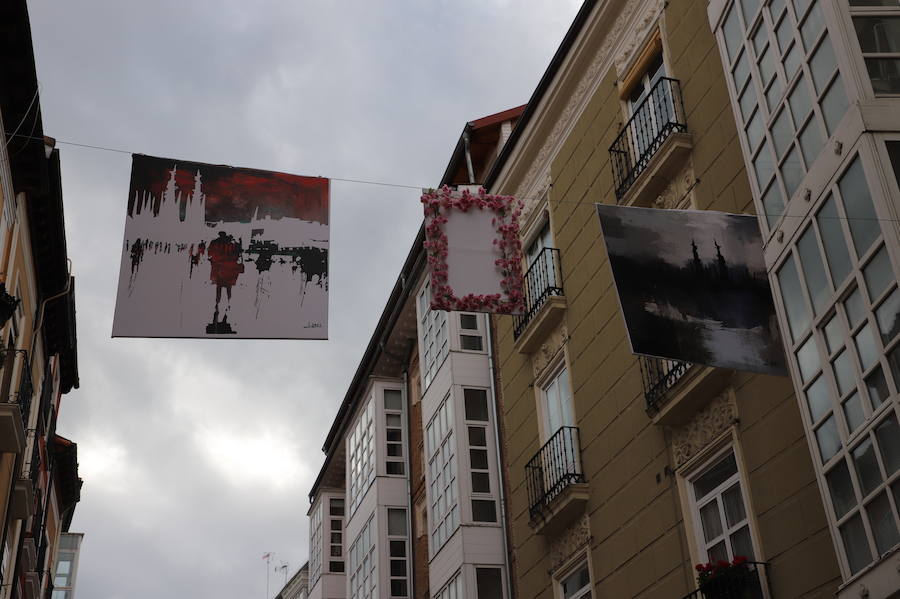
[51,434,82,531]
[484,0,598,189]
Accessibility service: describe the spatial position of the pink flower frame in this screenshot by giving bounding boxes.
[421,186,525,314]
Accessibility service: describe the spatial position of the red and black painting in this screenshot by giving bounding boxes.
[113,154,329,339]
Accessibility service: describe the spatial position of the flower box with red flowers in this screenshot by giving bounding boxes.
[695,556,752,598]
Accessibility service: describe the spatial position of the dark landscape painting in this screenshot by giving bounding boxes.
[596,204,787,375]
[113,155,329,339]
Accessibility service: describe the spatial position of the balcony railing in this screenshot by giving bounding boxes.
[609,77,686,201]
[525,426,584,519]
[640,355,691,413]
[681,562,769,599]
[17,356,34,431]
[513,247,563,339]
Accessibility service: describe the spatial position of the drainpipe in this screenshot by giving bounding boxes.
[485,317,514,599]
[463,130,476,185]
[402,367,418,599]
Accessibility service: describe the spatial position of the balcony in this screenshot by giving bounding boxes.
[526,426,587,535]
[681,562,769,599]
[640,355,732,426]
[513,248,565,352]
[640,356,691,414]
[0,350,30,454]
[609,77,689,203]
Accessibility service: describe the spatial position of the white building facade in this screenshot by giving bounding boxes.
[707,0,900,596]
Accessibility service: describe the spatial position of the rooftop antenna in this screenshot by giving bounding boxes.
[261,552,273,598]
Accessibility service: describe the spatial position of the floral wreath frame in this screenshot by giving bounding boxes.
[422,186,525,314]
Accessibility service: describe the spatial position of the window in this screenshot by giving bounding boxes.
[387,508,409,598]
[558,562,592,599]
[476,568,503,599]
[328,498,345,573]
[348,399,376,515]
[349,516,376,599]
[464,388,497,523]
[773,155,900,575]
[849,1,900,94]
[458,313,485,352]
[418,280,449,389]
[688,450,758,563]
[384,388,406,476]
[426,395,459,553]
[309,501,323,583]
[53,552,74,588]
[434,573,462,599]
[717,0,849,229]
[541,364,575,439]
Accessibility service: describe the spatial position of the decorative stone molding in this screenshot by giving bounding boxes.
[532,323,569,379]
[522,172,552,226]
[671,392,737,468]
[549,514,591,573]
[513,0,656,201]
[614,0,666,77]
[651,160,696,210]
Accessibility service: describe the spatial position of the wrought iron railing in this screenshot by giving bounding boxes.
[513,248,563,339]
[609,77,686,201]
[681,562,769,599]
[640,355,691,413]
[17,356,34,431]
[525,426,584,519]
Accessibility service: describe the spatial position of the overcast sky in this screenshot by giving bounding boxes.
[25,1,581,597]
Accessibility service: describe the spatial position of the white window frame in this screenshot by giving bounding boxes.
[425,393,459,555]
[552,554,594,599]
[383,386,407,477]
[433,571,462,599]
[348,397,376,516]
[462,387,499,525]
[308,500,323,584]
[348,515,377,599]
[417,279,449,390]
[842,2,900,98]
[386,507,410,598]
[327,497,345,574]
[456,312,486,353]
[536,358,576,443]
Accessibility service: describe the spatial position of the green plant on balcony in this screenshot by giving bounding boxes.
[695,556,751,598]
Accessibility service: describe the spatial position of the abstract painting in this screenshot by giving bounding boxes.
[113,155,329,339]
[595,204,786,375]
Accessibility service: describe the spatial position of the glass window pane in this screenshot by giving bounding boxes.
[472,472,491,493]
[784,43,803,79]
[797,335,822,382]
[840,513,873,574]
[772,108,794,158]
[778,255,811,341]
[724,7,743,61]
[759,46,777,85]
[867,57,900,97]
[476,568,503,599]
[770,0,786,17]
[742,0,761,23]
[866,491,900,555]
[766,76,784,112]
[807,375,831,422]
[845,287,866,328]
[472,499,497,522]
[460,335,484,351]
[776,15,793,52]
[761,182,785,228]
[470,448,488,470]
[855,324,879,371]
[817,416,842,462]
[730,525,756,560]
[386,413,402,427]
[833,349,856,396]
[468,426,487,447]
[799,117,825,167]
[781,144,804,197]
[866,367,890,407]
[460,314,478,330]
[843,392,865,433]
[824,315,843,355]
[734,51,751,92]
[752,22,769,56]
[708,540,729,562]
[854,16,900,53]
[561,565,591,599]
[722,483,747,527]
[809,38,837,93]
[827,459,858,519]
[700,500,725,542]
[800,3,825,49]
[876,289,900,344]
[788,75,813,123]
[390,540,406,557]
[864,246,895,301]
[384,389,403,411]
[798,226,831,313]
[853,437,883,496]
[388,508,406,535]
[839,159,881,258]
[821,77,848,135]
[694,453,739,498]
[747,109,764,150]
[875,414,900,476]
[889,346,900,386]
[464,388,489,421]
[739,85,758,123]
[816,196,853,287]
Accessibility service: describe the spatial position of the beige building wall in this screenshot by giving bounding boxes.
[491,0,841,597]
